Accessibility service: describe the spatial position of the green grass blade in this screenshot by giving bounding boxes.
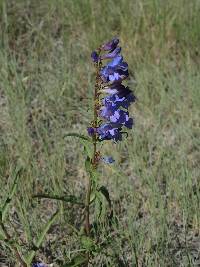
[26,210,59,265]
[35,210,59,248]
[1,167,22,222]
[16,199,32,243]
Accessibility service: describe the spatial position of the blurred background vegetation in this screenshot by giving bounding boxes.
[0,0,199,266]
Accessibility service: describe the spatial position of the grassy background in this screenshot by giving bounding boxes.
[0,0,200,266]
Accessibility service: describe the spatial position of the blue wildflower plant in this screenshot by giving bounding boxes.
[62,37,136,266]
[89,37,136,163]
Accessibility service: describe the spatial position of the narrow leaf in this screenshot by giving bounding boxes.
[81,139,93,158]
[98,186,113,219]
[16,199,32,243]
[32,194,84,206]
[64,133,91,142]
[64,133,93,158]
[1,167,22,222]
[95,192,103,219]
[98,186,111,208]
[26,210,59,264]
[35,210,59,248]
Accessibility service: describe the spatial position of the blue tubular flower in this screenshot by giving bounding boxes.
[100,66,129,84]
[101,37,119,51]
[101,47,121,60]
[97,123,122,141]
[103,92,135,109]
[100,107,133,129]
[100,56,129,84]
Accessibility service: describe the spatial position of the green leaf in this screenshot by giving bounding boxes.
[64,133,93,158]
[95,191,103,219]
[64,133,91,142]
[1,166,22,222]
[98,186,113,219]
[89,191,96,204]
[98,186,111,208]
[62,254,87,267]
[26,210,59,264]
[32,194,84,206]
[35,210,59,248]
[81,139,93,158]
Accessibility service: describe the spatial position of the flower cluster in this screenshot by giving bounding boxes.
[89,38,136,162]
[88,38,135,141]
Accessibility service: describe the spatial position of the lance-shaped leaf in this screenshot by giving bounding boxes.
[17,199,32,243]
[25,210,59,265]
[32,194,84,206]
[62,254,87,267]
[81,139,93,158]
[95,191,104,220]
[1,166,22,222]
[64,133,93,158]
[64,133,91,142]
[98,186,111,209]
[96,186,113,219]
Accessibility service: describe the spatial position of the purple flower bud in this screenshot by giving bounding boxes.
[91,51,99,62]
[125,117,134,129]
[101,37,119,51]
[87,127,96,136]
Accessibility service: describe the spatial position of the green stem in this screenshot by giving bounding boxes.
[85,53,101,265]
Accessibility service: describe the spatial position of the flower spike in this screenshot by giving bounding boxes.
[89,38,136,160]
